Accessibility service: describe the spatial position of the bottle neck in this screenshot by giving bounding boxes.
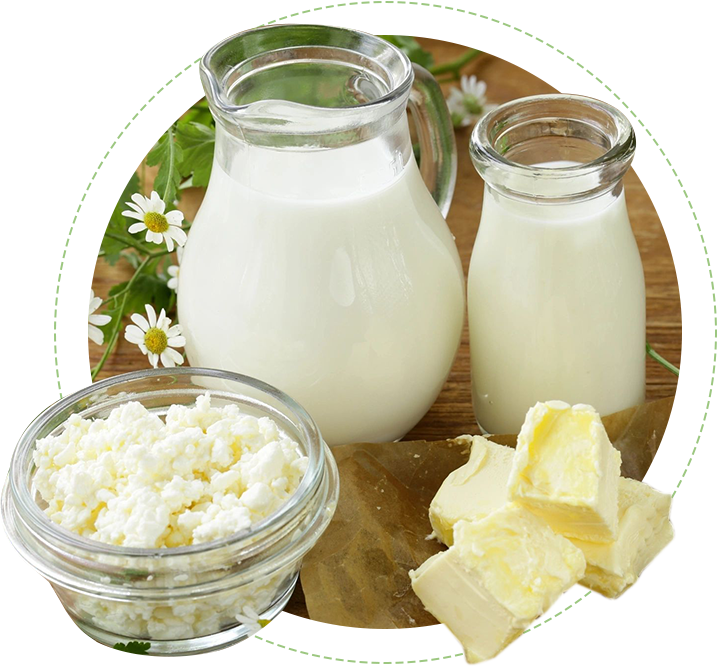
[213,116,413,199]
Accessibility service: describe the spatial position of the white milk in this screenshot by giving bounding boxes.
[468,177,646,434]
[178,150,465,446]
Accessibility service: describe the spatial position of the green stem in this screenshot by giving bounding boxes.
[159,125,178,203]
[91,292,128,380]
[104,230,190,259]
[646,341,680,376]
[429,49,482,77]
[102,256,152,307]
[429,48,485,76]
[100,249,173,308]
[105,232,152,254]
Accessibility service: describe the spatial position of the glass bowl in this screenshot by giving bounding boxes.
[2,368,339,655]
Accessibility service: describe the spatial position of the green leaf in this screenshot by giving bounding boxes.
[109,272,173,317]
[380,35,434,69]
[146,126,183,204]
[113,641,151,654]
[176,121,215,188]
[118,173,140,211]
[182,98,214,126]
[101,172,141,265]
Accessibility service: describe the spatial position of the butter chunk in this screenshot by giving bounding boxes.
[429,436,514,546]
[410,504,585,663]
[508,401,621,543]
[571,477,673,597]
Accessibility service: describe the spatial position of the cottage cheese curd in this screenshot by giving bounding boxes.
[28,394,312,642]
[33,394,308,548]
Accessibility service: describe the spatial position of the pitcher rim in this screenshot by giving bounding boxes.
[200,24,415,118]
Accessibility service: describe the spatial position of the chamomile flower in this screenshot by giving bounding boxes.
[167,246,183,293]
[88,289,111,345]
[122,191,187,252]
[124,304,185,369]
[234,605,263,636]
[446,75,495,128]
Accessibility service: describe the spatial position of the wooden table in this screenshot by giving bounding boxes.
[90,38,681,617]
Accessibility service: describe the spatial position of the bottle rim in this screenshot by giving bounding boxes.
[469,94,636,202]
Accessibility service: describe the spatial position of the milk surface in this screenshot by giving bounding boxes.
[179,150,465,445]
[468,175,646,434]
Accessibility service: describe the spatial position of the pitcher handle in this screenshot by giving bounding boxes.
[408,64,458,218]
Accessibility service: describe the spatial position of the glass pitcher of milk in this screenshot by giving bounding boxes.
[467,94,646,434]
[178,25,465,445]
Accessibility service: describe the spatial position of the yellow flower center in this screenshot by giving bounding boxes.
[144,327,168,354]
[144,211,169,233]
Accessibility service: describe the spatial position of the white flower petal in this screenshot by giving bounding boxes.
[124,325,146,344]
[148,352,159,368]
[124,201,145,215]
[168,265,179,277]
[156,308,169,331]
[167,277,178,292]
[163,233,175,253]
[162,347,184,367]
[130,313,150,332]
[131,193,149,211]
[150,191,166,214]
[88,324,104,346]
[165,225,187,246]
[128,222,146,233]
[89,313,111,326]
[123,212,145,223]
[145,304,157,328]
[176,246,184,264]
[165,210,184,225]
[89,295,102,314]
[167,324,183,338]
[167,335,186,348]
[160,350,177,368]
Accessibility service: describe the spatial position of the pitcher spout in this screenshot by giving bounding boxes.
[200,24,414,148]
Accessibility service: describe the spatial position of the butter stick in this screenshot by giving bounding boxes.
[429,436,514,546]
[570,477,674,597]
[508,401,621,543]
[410,504,585,663]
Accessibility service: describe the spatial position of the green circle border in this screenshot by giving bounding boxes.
[60,2,717,666]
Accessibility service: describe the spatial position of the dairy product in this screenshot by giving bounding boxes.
[30,394,309,641]
[410,504,585,663]
[178,143,465,446]
[468,183,646,435]
[429,436,513,546]
[57,571,292,641]
[32,394,308,547]
[570,477,674,597]
[412,402,673,660]
[508,401,621,543]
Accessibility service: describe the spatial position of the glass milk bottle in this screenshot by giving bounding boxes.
[178,25,465,446]
[467,94,645,434]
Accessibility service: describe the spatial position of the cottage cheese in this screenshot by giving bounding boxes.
[33,394,308,548]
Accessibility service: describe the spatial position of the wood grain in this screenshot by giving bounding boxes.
[90,40,681,617]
